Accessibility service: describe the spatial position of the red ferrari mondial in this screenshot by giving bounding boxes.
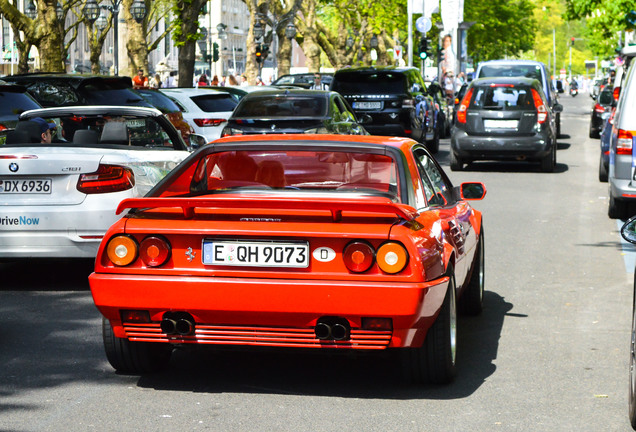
[89,134,486,384]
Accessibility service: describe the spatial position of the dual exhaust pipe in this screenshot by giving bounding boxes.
[315,317,351,341]
[160,312,195,336]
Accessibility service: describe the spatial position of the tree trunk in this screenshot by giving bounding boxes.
[174,0,206,88]
[36,0,64,72]
[123,0,150,77]
[276,33,292,76]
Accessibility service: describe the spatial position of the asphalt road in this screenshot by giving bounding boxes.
[1,92,634,431]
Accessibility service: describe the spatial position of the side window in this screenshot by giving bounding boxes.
[413,148,453,207]
[331,96,343,121]
[335,96,353,121]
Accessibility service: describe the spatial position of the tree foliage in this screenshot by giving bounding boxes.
[463,0,537,63]
[565,0,636,58]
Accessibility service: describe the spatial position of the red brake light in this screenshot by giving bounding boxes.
[456,88,473,124]
[531,89,547,124]
[613,87,621,102]
[193,118,226,127]
[594,103,606,113]
[77,164,135,194]
[343,241,375,273]
[139,236,171,267]
[0,124,7,131]
[617,129,633,155]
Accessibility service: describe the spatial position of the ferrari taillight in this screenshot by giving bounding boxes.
[77,164,135,194]
[531,89,547,124]
[139,236,171,267]
[376,242,408,274]
[456,88,473,124]
[106,235,138,266]
[617,129,633,155]
[343,241,375,273]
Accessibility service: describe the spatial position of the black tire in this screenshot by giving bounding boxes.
[630,274,636,429]
[427,129,440,153]
[599,156,608,182]
[589,125,600,139]
[102,317,172,374]
[540,145,555,172]
[449,151,463,171]
[556,113,561,138]
[402,266,457,384]
[460,228,484,316]
[609,194,629,220]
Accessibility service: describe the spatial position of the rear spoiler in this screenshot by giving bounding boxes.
[116,194,418,222]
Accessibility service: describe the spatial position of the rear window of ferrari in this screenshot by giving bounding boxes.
[160,149,399,199]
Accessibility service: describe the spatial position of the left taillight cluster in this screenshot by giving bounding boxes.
[343,240,408,274]
[531,89,548,124]
[77,164,134,194]
[106,235,171,267]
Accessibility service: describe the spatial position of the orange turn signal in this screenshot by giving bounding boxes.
[106,235,138,266]
[376,242,408,274]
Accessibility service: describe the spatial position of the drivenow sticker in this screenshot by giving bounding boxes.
[312,247,336,262]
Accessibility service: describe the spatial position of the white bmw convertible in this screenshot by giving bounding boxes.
[0,106,193,258]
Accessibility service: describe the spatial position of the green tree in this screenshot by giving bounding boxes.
[565,0,636,58]
[172,0,207,87]
[464,0,537,63]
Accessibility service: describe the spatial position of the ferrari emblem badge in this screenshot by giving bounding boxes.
[185,247,196,262]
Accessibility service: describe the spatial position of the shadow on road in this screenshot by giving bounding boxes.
[135,291,515,400]
[0,259,93,291]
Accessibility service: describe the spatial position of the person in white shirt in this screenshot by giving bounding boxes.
[310,74,328,90]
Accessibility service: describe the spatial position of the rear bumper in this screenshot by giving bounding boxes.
[609,177,636,202]
[451,129,553,160]
[89,273,450,350]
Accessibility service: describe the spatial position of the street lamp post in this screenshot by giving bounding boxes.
[83,0,146,76]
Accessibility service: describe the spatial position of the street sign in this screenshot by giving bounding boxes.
[394,45,403,60]
[415,17,432,34]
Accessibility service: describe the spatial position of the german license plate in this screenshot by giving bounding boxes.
[0,178,52,194]
[353,101,382,110]
[202,240,309,268]
[126,119,146,128]
[483,119,518,129]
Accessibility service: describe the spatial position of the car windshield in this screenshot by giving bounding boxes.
[478,65,543,83]
[4,113,180,149]
[598,88,613,105]
[190,94,238,112]
[233,96,328,118]
[136,90,181,114]
[469,85,534,111]
[158,149,399,199]
[0,91,40,117]
[332,72,406,94]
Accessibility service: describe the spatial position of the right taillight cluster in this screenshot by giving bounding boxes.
[617,129,634,155]
[343,240,408,274]
[531,89,547,124]
[77,164,134,194]
[456,88,474,124]
[106,235,171,267]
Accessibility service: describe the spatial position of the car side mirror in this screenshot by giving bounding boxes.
[552,103,563,113]
[457,182,486,200]
[621,216,636,244]
[188,133,207,150]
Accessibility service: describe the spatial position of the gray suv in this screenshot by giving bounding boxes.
[475,60,561,137]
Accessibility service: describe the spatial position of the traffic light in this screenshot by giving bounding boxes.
[213,42,219,62]
[418,37,428,60]
[570,37,575,46]
[255,43,263,63]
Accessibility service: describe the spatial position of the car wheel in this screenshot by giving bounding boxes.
[599,156,608,182]
[449,151,463,171]
[427,129,440,153]
[556,113,561,138]
[460,228,484,316]
[102,317,172,374]
[402,266,458,384]
[630,274,636,429]
[608,194,629,219]
[589,125,599,139]
[540,146,555,172]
